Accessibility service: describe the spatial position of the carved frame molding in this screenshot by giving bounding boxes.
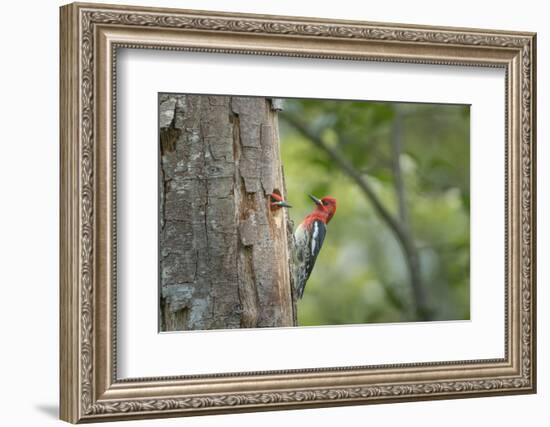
[60,2,536,423]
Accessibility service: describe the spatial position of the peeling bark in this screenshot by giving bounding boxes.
[159,94,294,331]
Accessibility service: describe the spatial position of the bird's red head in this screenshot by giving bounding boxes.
[309,194,337,224]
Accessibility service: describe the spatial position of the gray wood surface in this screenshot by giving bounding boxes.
[159,94,295,331]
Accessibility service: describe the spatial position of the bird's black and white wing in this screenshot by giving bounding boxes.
[293,219,326,299]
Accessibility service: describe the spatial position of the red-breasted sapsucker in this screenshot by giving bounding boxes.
[269,192,292,210]
[294,194,337,299]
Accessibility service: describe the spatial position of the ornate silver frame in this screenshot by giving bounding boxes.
[60,2,536,423]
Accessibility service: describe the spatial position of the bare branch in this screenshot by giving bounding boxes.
[282,113,432,320]
[282,114,407,244]
[390,107,429,318]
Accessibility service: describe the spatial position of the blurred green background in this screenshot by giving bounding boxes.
[279,99,470,326]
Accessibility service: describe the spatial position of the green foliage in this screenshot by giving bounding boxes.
[280,100,470,326]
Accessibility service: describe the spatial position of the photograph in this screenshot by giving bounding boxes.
[158,94,470,332]
[58,3,536,422]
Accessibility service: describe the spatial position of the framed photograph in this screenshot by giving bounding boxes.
[60,2,537,423]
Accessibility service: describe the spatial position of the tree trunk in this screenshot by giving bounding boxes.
[159,94,294,331]
[390,107,430,320]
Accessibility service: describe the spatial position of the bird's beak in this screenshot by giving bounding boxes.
[275,200,292,208]
[308,194,323,206]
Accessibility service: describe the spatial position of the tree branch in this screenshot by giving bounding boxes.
[390,108,429,319]
[282,113,432,320]
[390,108,409,225]
[282,115,406,242]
